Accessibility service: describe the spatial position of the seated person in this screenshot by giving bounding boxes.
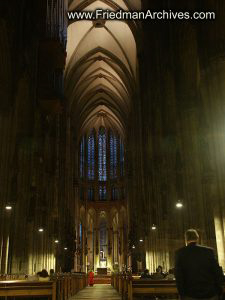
[37,269,50,281]
[49,269,55,280]
[151,266,165,280]
[141,269,151,279]
[164,268,175,280]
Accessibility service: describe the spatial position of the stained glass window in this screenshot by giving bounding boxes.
[120,138,124,176]
[99,185,107,201]
[111,187,119,201]
[88,187,94,201]
[80,223,82,246]
[80,136,85,178]
[110,131,117,179]
[98,127,107,181]
[80,129,124,203]
[87,132,95,180]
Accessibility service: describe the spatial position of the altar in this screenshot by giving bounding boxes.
[97,267,107,275]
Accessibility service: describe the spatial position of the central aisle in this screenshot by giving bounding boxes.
[70,284,121,300]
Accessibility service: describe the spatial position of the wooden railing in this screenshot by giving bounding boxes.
[111,273,225,300]
[111,273,129,299]
[0,273,87,300]
[56,273,87,300]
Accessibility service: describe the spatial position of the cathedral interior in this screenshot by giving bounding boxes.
[0,0,225,278]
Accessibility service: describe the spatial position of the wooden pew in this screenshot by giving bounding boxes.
[57,273,87,300]
[111,273,129,299]
[128,280,177,300]
[118,274,122,294]
[111,273,114,286]
[121,275,128,300]
[114,274,116,288]
[126,278,225,300]
[0,273,88,300]
[0,280,56,300]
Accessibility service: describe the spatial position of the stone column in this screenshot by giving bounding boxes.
[87,230,94,271]
[200,60,225,268]
[82,226,87,272]
[113,230,118,271]
[0,213,11,274]
[214,206,225,268]
[94,228,99,270]
[107,227,113,270]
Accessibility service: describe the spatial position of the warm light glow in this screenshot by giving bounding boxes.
[38,228,44,232]
[146,249,170,274]
[28,253,56,275]
[54,240,59,243]
[152,224,156,230]
[5,206,12,210]
[176,201,183,208]
[139,239,143,242]
[214,215,225,268]
[132,245,135,249]
[64,247,68,250]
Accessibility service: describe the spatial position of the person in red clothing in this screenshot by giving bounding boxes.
[88,270,94,286]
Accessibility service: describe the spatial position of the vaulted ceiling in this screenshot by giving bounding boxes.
[65,0,141,138]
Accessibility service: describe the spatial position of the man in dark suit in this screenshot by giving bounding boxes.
[175,229,224,300]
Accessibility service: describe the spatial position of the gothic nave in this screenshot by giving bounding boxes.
[0,0,225,281]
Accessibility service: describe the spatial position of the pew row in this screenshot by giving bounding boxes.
[127,281,178,300]
[0,281,56,299]
[0,273,87,300]
[111,274,225,300]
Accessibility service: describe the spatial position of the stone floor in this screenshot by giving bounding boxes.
[70,284,121,300]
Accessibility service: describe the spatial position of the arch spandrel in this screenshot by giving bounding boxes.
[66,21,92,65]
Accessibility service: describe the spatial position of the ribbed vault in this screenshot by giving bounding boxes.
[69,0,141,14]
[65,0,140,138]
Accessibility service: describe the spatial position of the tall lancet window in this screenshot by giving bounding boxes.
[80,136,85,178]
[110,131,117,179]
[99,185,107,201]
[98,127,107,181]
[87,131,95,180]
[120,138,124,177]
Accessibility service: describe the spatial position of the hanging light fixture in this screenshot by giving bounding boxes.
[64,247,68,250]
[151,224,156,230]
[176,200,183,208]
[38,228,44,232]
[5,205,12,210]
[139,239,143,242]
[54,240,59,243]
[132,245,135,249]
